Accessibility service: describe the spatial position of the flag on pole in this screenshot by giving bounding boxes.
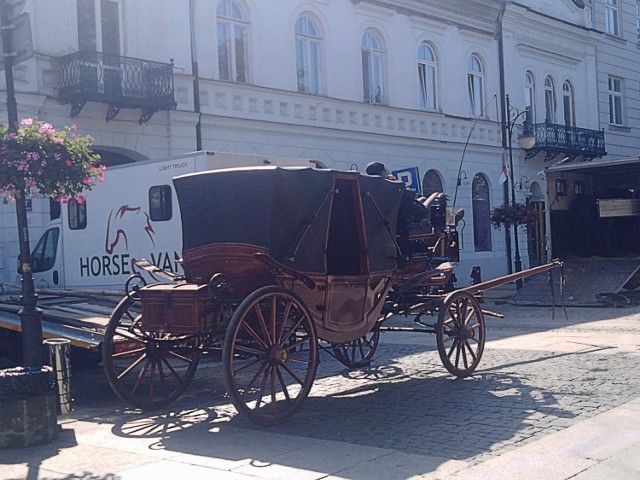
[499,149,508,184]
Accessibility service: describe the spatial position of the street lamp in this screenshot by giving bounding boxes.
[505,94,536,289]
[1,1,44,367]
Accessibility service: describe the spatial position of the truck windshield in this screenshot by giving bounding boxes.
[32,228,60,273]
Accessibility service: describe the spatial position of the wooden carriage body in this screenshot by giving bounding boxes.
[137,166,407,344]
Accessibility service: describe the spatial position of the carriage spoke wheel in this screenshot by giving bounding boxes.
[331,324,381,368]
[436,291,485,378]
[102,295,201,409]
[222,286,319,424]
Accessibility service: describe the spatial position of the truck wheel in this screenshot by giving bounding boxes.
[102,295,200,408]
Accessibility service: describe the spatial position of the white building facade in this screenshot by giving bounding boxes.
[0,0,609,287]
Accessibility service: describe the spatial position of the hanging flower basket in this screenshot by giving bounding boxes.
[490,202,538,230]
[0,118,104,203]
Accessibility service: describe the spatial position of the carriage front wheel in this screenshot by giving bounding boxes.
[436,291,485,378]
[102,295,201,408]
[222,286,319,424]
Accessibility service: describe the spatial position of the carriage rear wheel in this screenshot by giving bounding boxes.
[222,286,319,424]
[331,324,381,368]
[102,295,201,408]
[436,291,485,378]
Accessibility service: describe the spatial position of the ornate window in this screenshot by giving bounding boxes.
[295,15,324,94]
[77,0,121,54]
[472,174,492,252]
[467,54,484,116]
[217,0,249,83]
[418,42,437,110]
[605,0,620,36]
[544,75,556,123]
[524,71,536,122]
[362,30,385,104]
[422,169,443,198]
[608,76,623,125]
[563,80,576,127]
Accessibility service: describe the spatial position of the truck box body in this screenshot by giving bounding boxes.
[29,150,319,292]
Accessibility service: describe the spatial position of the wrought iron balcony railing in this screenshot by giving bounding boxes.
[525,122,606,161]
[56,51,177,123]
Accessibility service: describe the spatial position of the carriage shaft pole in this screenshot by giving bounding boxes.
[457,260,562,297]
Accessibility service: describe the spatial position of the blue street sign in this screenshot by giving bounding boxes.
[392,167,421,194]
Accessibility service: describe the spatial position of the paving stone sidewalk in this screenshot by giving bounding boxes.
[1,303,639,479]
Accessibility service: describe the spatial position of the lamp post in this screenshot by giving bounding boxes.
[1,0,43,367]
[505,94,536,289]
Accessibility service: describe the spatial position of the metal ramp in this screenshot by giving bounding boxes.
[0,291,120,349]
[509,258,640,307]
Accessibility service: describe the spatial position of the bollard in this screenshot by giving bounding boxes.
[0,365,58,448]
[44,338,72,414]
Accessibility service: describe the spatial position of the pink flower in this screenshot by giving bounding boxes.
[20,118,33,126]
[38,123,55,135]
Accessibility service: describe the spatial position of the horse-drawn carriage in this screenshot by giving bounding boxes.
[102,166,561,423]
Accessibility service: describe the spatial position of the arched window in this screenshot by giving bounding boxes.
[563,80,576,127]
[472,173,492,252]
[544,75,556,123]
[217,0,249,83]
[295,15,324,94]
[362,30,385,104]
[467,54,484,116]
[524,71,536,122]
[418,42,437,110]
[422,169,443,197]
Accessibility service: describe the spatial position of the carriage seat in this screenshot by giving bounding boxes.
[181,243,275,298]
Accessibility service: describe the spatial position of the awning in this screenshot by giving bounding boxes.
[545,156,640,174]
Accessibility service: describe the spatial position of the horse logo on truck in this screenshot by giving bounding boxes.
[79,204,180,280]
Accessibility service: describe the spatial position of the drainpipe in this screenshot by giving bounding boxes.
[497,3,513,275]
[189,0,202,151]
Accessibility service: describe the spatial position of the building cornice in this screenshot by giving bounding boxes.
[510,2,598,33]
[351,0,503,36]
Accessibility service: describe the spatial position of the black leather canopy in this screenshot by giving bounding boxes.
[173,166,404,274]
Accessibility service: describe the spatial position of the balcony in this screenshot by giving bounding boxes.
[56,51,177,123]
[525,122,606,162]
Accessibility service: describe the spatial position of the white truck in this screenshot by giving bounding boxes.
[0,150,320,356]
[30,150,321,291]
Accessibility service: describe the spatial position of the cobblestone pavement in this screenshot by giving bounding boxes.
[65,303,640,471]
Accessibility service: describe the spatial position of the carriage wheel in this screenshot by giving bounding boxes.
[331,324,381,368]
[436,291,485,378]
[222,286,319,424]
[102,295,201,408]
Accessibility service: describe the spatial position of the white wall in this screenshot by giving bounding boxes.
[0,0,608,286]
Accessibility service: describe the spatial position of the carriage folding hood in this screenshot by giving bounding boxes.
[27,151,320,291]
